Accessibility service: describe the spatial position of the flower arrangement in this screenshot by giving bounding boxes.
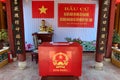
[0,29,8,49]
[47,25,54,33]
[81,40,96,51]
[112,31,120,48]
[25,42,33,51]
[65,37,96,51]
[112,31,120,44]
[0,29,8,42]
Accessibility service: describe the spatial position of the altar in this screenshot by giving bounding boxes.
[38,42,82,77]
[32,32,53,49]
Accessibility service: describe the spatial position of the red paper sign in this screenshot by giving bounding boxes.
[58,4,95,28]
[49,51,72,72]
[32,1,54,18]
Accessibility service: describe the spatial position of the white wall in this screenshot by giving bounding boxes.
[23,0,99,44]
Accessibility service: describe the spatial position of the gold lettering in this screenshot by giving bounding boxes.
[14,0,18,5]
[63,13,66,16]
[64,7,67,11]
[70,18,73,21]
[16,34,21,39]
[63,12,89,17]
[15,20,19,25]
[64,6,89,12]
[103,7,108,11]
[64,6,78,11]
[17,46,21,51]
[79,7,89,11]
[60,18,67,21]
[101,27,106,31]
[76,13,79,16]
[60,18,63,21]
[14,13,19,18]
[15,27,20,32]
[17,40,20,45]
[104,0,109,5]
[89,18,93,22]
[103,14,107,18]
[69,12,73,16]
[66,18,70,21]
[79,13,89,17]
[100,47,104,50]
[79,18,84,22]
[60,17,92,22]
[100,41,105,45]
[14,6,19,11]
[73,18,75,21]
[60,69,68,72]
[85,13,89,17]
[53,69,59,72]
[84,18,88,22]
[101,34,106,38]
[102,20,107,24]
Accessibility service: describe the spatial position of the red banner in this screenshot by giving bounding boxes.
[58,4,95,28]
[32,1,54,18]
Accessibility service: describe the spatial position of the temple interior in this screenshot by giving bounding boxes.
[0,0,120,80]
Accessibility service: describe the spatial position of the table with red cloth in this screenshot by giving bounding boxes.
[38,42,82,77]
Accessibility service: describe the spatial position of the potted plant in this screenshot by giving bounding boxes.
[112,31,120,48]
[65,37,82,44]
[0,29,8,49]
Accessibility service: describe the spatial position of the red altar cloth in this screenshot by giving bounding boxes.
[38,42,82,77]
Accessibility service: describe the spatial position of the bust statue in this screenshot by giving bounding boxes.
[40,20,47,32]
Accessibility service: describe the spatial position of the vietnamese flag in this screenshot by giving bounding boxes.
[32,1,54,18]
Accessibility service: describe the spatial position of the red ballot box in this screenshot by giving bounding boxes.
[38,42,82,77]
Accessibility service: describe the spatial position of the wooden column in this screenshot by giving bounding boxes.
[95,0,104,63]
[6,0,16,57]
[95,0,111,70]
[6,0,26,69]
[105,0,116,60]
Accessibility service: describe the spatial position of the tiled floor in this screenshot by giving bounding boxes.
[0,52,120,80]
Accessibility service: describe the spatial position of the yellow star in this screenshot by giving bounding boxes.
[39,5,48,14]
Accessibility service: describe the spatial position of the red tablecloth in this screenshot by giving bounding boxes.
[38,42,82,77]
